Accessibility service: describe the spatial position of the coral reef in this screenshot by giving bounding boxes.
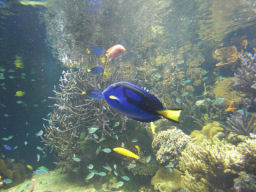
[222,110,256,136]
[152,128,191,167]
[151,167,182,192]
[198,0,256,43]
[213,46,240,67]
[190,121,224,144]
[179,140,244,192]
[233,50,256,98]
[233,172,256,192]
[129,158,159,176]
[0,158,28,188]
[237,138,256,174]
[212,77,241,104]
[42,68,130,167]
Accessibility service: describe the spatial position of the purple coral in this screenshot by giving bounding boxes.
[233,51,256,97]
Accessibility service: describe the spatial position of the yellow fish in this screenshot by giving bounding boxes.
[100,56,106,64]
[86,48,91,54]
[19,0,48,7]
[26,164,33,170]
[113,147,139,160]
[135,145,140,155]
[150,122,156,135]
[14,56,24,69]
[15,91,25,97]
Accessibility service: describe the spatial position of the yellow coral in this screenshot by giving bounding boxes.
[179,141,244,192]
[151,167,182,192]
[190,121,224,144]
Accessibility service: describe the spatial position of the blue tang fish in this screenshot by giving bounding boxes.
[102,82,181,122]
[87,66,104,74]
[87,90,104,99]
[90,46,104,55]
[0,0,8,7]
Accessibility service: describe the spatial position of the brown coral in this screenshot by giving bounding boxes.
[213,46,240,66]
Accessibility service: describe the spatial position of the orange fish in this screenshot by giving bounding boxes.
[106,44,126,62]
[225,100,237,112]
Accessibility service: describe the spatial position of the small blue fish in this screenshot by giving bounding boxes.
[213,97,226,105]
[165,162,174,168]
[85,172,95,180]
[251,83,256,89]
[86,90,103,99]
[93,133,99,139]
[183,80,191,84]
[145,155,151,163]
[90,46,104,55]
[87,66,104,74]
[88,127,99,134]
[72,156,81,162]
[87,7,100,13]
[127,163,136,169]
[113,181,124,189]
[3,178,12,184]
[3,145,11,150]
[121,176,130,181]
[96,171,107,176]
[103,165,112,171]
[35,130,44,137]
[2,135,13,141]
[102,148,112,153]
[33,166,48,174]
[0,0,8,7]
[87,164,94,169]
[88,0,102,6]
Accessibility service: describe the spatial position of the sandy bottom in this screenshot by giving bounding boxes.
[2,169,107,192]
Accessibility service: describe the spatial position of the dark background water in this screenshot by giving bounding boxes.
[0,3,61,169]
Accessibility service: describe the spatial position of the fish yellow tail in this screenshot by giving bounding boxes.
[156,109,182,123]
[113,147,140,160]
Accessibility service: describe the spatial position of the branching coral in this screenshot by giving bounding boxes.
[152,128,191,167]
[0,158,28,188]
[42,68,129,167]
[179,141,244,192]
[233,50,256,97]
[237,138,256,175]
[222,110,256,136]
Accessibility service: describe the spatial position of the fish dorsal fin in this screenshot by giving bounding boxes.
[119,82,163,113]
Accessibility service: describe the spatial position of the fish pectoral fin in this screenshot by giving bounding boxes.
[156,109,182,123]
[109,95,120,102]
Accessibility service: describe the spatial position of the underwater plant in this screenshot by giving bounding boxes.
[222,110,256,137]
